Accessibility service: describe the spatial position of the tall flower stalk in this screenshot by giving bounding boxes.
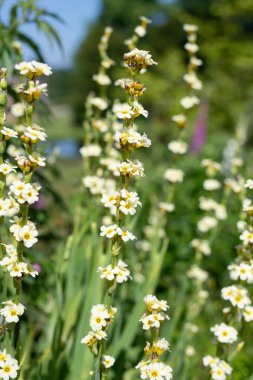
[160,24,202,216]
[203,173,253,379]
[136,295,173,380]
[81,27,114,168]
[81,41,157,379]
[0,61,51,379]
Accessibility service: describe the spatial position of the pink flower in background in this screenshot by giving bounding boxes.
[190,101,209,154]
[33,263,42,273]
[33,194,46,210]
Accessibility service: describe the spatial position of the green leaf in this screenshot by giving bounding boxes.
[15,31,44,61]
[37,20,63,50]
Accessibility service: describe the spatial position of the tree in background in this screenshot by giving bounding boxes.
[70,0,253,136]
[0,0,62,73]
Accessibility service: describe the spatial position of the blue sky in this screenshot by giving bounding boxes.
[1,0,102,68]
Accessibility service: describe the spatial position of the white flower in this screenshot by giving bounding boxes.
[135,25,146,37]
[215,204,227,220]
[224,178,242,193]
[190,56,203,67]
[140,313,164,330]
[102,355,115,368]
[199,197,218,211]
[118,160,144,177]
[245,179,253,190]
[9,181,40,205]
[10,219,38,247]
[158,202,175,213]
[183,24,199,33]
[24,126,47,142]
[19,225,38,248]
[240,230,253,246]
[146,362,173,380]
[184,42,199,54]
[10,103,26,118]
[119,194,141,215]
[15,61,33,76]
[117,227,136,242]
[116,128,151,149]
[183,72,202,90]
[28,153,46,167]
[0,301,25,323]
[221,285,250,309]
[80,144,102,158]
[144,295,169,312]
[203,179,221,191]
[197,216,217,233]
[210,323,238,344]
[203,356,232,379]
[15,61,52,77]
[168,140,188,154]
[164,168,184,183]
[90,310,108,331]
[83,175,116,195]
[190,239,211,256]
[180,96,200,109]
[201,159,221,176]
[113,260,132,283]
[0,356,19,380]
[211,366,227,380]
[203,356,219,368]
[132,101,148,118]
[98,265,114,281]
[124,48,158,69]
[100,224,118,238]
[1,127,18,139]
[171,114,186,126]
[89,97,108,111]
[187,265,208,282]
[243,306,253,322]
[93,73,111,86]
[113,103,134,119]
[0,198,19,217]
[185,346,195,357]
[228,262,251,282]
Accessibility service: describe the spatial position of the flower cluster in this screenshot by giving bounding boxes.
[203,356,232,380]
[124,16,151,50]
[203,178,253,379]
[98,260,131,283]
[81,21,156,379]
[15,61,51,102]
[0,62,51,378]
[161,24,202,217]
[0,300,25,323]
[0,350,19,380]
[81,304,117,348]
[136,295,173,380]
[172,24,202,131]
[196,159,225,235]
[101,188,141,216]
[115,128,151,150]
[80,27,117,195]
[0,243,38,278]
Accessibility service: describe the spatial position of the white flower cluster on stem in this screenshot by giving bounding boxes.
[81,27,119,194]
[160,24,202,216]
[203,178,253,379]
[136,295,173,380]
[0,62,51,379]
[81,20,156,380]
